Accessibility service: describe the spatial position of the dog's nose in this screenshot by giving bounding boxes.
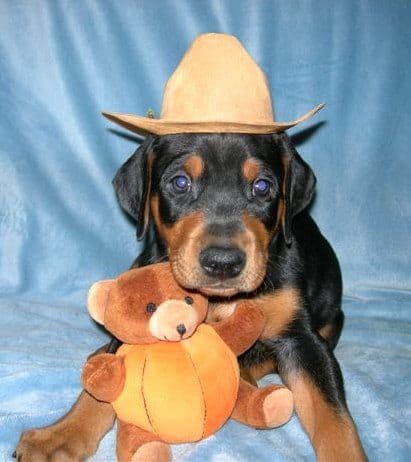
[199,247,245,279]
[176,324,186,336]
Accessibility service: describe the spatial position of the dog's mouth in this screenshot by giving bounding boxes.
[170,260,266,298]
[199,284,240,297]
[169,243,268,299]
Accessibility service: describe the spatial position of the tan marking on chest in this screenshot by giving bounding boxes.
[257,288,300,339]
[207,289,298,340]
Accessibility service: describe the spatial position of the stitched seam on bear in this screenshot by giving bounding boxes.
[209,326,239,386]
[141,354,157,436]
[210,326,240,418]
[185,349,207,438]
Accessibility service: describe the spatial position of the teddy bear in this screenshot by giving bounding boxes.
[82,262,293,462]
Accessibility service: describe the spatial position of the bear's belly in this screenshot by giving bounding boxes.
[112,324,239,443]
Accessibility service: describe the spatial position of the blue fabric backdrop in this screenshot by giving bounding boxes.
[1,1,410,460]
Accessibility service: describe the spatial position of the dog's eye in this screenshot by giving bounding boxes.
[172,175,191,193]
[253,178,271,197]
[146,302,157,314]
[185,296,194,305]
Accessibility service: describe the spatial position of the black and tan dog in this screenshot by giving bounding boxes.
[15,132,366,461]
[15,33,367,461]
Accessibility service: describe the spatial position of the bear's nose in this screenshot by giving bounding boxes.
[176,324,186,337]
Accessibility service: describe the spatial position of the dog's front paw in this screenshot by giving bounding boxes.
[14,427,91,462]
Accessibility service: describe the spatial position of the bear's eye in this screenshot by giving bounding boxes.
[185,296,194,305]
[146,302,156,314]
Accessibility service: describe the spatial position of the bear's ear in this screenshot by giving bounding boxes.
[87,279,116,324]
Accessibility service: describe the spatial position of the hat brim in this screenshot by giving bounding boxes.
[102,104,325,136]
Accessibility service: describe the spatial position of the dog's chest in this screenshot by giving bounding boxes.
[206,289,299,339]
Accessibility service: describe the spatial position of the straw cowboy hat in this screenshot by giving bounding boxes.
[102,33,324,136]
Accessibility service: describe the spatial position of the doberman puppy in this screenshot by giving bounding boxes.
[15,132,366,461]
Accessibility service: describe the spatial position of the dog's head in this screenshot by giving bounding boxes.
[113,133,315,297]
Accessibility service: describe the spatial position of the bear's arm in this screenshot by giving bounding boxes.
[81,353,125,403]
[210,301,265,356]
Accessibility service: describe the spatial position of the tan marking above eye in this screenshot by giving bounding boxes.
[183,154,204,180]
[242,158,260,182]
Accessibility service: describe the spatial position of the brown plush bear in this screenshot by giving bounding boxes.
[82,263,293,462]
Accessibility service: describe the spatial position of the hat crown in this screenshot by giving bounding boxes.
[102,33,324,135]
[161,34,274,124]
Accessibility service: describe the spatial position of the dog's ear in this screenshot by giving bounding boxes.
[113,136,156,240]
[278,134,316,245]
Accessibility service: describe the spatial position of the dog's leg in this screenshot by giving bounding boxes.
[269,327,367,461]
[15,391,115,461]
[15,345,115,461]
